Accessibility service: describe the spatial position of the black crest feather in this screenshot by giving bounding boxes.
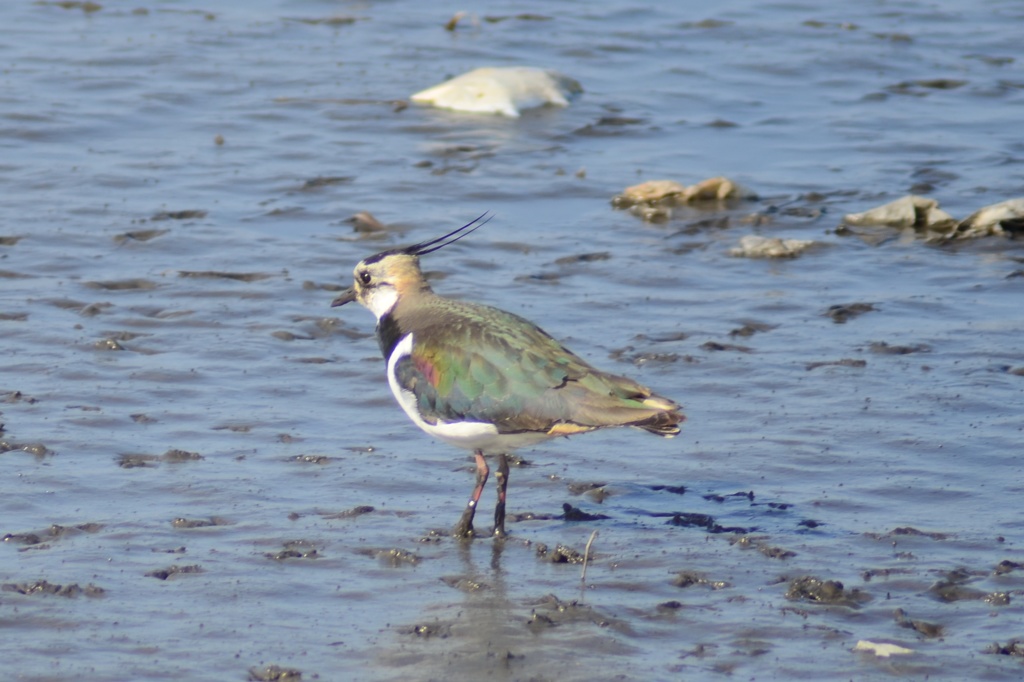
[405,212,492,256]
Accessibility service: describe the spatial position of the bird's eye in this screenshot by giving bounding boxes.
[359,271,372,285]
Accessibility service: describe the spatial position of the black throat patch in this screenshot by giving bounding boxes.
[376,312,404,360]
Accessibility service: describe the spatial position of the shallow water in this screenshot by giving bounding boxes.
[2,1,1023,680]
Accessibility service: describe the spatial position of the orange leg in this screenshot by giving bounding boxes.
[453,450,488,538]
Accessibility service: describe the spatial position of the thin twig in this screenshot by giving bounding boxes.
[580,530,599,584]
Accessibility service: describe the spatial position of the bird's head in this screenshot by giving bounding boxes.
[331,213,491,319]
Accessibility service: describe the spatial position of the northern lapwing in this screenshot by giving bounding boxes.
[332,214,684,538]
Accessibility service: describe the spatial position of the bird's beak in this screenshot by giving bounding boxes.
[331,287,357,307]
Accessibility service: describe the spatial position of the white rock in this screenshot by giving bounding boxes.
[954,198,1024,239]
[854,640,915,658]
[410,67,581,117]
[842,195,955,230]
[729,235,814,258]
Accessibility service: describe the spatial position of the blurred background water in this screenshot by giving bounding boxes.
[2,1,1023,680]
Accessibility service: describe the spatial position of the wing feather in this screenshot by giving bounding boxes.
[391,297,683,435]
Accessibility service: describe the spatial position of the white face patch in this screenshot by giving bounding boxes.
[363,284,398,320]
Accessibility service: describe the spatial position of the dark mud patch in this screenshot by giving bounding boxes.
[355,547,421,566]
[729,321,778,337]
[784,575,871,607]
[171,517,231,529]
[866,526,950,541]
[672,571,731,590]
[146,564,204,580]
[2,580,105,598]
[266,540,320,561]
[566,481,606,495]
[506,510,560,523]
[535,543,585,564]
[298,176,353,190]
[649,484,687,495]
[731,535,797,560]
[84,278,159,292]
[927,569,1010,604]
[893,608,944,638]
[702,490,755,503]
[985,640,1024,658]
[178,270,274,282]
[868,341,932,355]
[526,594,631,634]
[661,512,753,534]
[290,454,331,464]
[608,346,685,366]
[320,505,375,520]
[806,358,867,371]
[248,664,303,681]
[439,575,491,592]
[994,560,1023,575]
[0,440,53,457]
[561,503,609,522]
[3,522,103,548]
[114,228,170,243]
[118,448,203,468]
[700,341,753,353]
[150,209,207,221]
[824,302,875,323]
[398,621,452,639]
[553,251,612,266]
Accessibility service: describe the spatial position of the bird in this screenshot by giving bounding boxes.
[331,214,684,538]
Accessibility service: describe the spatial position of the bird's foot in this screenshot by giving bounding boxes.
[453,508,476,539]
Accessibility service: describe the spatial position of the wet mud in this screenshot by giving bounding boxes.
[2,1,1024,681]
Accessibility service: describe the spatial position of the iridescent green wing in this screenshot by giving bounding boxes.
[394,300,665,432]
